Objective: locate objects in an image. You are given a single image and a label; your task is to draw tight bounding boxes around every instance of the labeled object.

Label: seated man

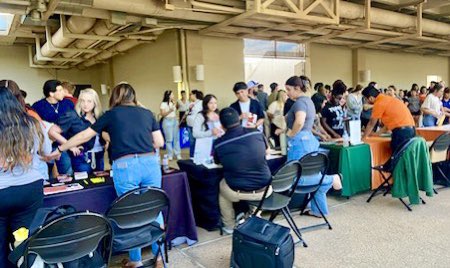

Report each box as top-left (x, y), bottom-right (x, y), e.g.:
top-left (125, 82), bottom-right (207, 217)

top-left (214, 108), bottom-right (272, 234)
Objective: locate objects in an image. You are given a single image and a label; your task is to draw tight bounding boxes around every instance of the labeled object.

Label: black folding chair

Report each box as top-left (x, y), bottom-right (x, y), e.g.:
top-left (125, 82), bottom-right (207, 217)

top-left (429, 132), bottom-right (450, 191)
top-left (295, 152), bottom-right (333, 231)
top-left (106, 187), bottom-right (170, 267)
top-left (250, 160), bottom-right (307, 247)
top-left (367, 138), bottom-right (426, 211)
top-left (22, 212), bottom-right (113, 267)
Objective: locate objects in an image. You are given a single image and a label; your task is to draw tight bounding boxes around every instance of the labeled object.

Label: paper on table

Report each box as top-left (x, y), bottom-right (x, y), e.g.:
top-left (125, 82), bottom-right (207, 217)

top-left (349, 120), bottom-right (362, 145)
top-left (203, 162), bottom-right (223, 169)
top-left (74, 171), bottom-right (88, 180)
top-left (266, 154), bottom-right (283, 160)
top-left (194, 137), bottom-right (213, 165)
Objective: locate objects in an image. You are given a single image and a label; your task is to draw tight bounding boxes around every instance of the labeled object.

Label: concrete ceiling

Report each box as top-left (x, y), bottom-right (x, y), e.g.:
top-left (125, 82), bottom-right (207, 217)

top-left (0, 0), bottom-right (448, 69)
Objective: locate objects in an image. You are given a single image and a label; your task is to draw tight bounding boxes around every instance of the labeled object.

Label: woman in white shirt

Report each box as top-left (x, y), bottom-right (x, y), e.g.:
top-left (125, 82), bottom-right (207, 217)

top-left (346, 85), bottom-right (363, 120)
top-left (267, 90), bottom-right (287, 147)
top-left (421, 83), bottom-right (448, 127)
top-left (160, 90), bottom-right (181, 160)
top-left (193, 94), bottom-right (222, 139)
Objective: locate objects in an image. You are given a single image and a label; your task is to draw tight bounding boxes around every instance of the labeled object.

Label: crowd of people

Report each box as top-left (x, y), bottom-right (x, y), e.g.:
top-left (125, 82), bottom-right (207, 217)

top-left (0, 75), bottom-right (448, 267)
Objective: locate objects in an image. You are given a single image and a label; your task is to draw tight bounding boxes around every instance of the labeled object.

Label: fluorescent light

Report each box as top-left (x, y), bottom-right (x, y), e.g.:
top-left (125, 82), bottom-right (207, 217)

top-left (0, 13), bottom-right (14, 36)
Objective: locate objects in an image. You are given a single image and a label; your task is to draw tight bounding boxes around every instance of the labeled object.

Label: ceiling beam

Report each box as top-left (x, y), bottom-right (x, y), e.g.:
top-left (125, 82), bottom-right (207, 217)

top-left (42, 0), bottom-right (61, 21)
top-left (423, 0), bottom-right (450, 10)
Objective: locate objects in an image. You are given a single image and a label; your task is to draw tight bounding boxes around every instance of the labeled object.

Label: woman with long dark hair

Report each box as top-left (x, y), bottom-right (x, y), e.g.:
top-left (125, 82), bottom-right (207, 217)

top-left (284, 76), bottom-right (341, 218)
top-left (160, 90), bottom-right (181, 160)
top-left (193, 94), bottom-right (222, 139)
top-left (47, 83), bottom-right (165, 268)
top-left (0, 87), bottom-right (51, 268)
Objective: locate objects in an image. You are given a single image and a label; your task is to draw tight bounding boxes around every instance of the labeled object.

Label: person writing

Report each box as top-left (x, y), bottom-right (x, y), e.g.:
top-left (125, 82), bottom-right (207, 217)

top-left (47, 83), bottom-right (165, 268)
top-left (321, 82), bottom-right (347, 138)
top-left (362, 85), bottom-right (416, 151)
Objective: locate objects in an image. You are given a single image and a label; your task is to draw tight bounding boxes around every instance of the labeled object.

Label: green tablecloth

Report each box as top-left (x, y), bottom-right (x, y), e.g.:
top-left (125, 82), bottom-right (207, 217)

top-left (320, 143), bottom-right (372, 197)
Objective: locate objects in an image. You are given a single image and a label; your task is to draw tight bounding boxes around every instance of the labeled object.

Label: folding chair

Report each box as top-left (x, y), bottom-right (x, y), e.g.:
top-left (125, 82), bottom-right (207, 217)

top-left (429, 132), bottom-right (450, 191)
top-left (106, 187), bottom-right (170, 268)
top-left (367, 138), bottom-right (426, 211)
top-left (250, 160), bottom-right (307, 247)
top-left (295, 152), bottom-right (333, 231)
top-left (21, 212), bottom-right (113, 267)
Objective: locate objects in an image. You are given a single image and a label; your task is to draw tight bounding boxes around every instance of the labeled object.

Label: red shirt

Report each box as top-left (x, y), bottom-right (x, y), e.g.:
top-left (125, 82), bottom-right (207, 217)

top-left (64, 96), bottom-right (78, 105)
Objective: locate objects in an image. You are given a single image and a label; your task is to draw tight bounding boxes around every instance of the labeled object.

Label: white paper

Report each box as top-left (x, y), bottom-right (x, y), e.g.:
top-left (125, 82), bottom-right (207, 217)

top-left (349, 120), bottom-right (362, 145)
top-left (194, 137), bottom-right (214, 165)
top-left (74, 171), bottom-right (88, 180)
top-left (203, 163), bottom-right (223, 169)
top-left (266, 154), bottom-right (283, 160)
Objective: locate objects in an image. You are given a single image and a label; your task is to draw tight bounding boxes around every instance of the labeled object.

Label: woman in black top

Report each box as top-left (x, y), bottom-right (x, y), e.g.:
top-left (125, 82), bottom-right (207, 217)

top-left (49, 88), bottom-right (106, 173)
top-left (48, 83), bottom-right (164, 268)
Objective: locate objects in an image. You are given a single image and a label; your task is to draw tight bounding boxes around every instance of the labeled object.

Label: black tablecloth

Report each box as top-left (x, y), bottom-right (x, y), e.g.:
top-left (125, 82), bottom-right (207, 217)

top-left (43, 171), bottom-right (198, 246)
top-left (178, 156), bottom-right (286, 231)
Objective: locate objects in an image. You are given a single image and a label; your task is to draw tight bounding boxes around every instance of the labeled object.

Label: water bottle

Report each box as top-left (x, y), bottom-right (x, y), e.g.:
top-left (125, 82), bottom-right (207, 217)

top-left (162, 154), bottom-right (169, 172)
top-left (343, 130), bottom-right (350, 147)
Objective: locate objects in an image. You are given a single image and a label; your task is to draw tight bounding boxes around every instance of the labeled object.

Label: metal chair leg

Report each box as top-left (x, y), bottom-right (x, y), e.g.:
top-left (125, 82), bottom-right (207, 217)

top-left (281, 208), bottom-right (307, 248)
top-left (312, 197), bottom-right (332, 230)
top-left (420, 197), bottom-right (426, 205)
top-left (399, 198), bottom-right (412, 211)
top-left (269, 210), bottom-right (279, 222)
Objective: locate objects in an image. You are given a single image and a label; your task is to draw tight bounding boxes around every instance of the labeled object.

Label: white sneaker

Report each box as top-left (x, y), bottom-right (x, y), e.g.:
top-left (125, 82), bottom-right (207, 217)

top-left (176, 155), bottom-right (182, 160)
top-left (168, 156), bottom-right (173, 161)
top-left (222, 227), bottom-right (234, 235)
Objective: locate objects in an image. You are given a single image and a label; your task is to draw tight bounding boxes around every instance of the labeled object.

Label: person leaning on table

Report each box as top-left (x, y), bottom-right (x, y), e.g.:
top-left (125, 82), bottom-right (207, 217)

top-left (47, 82), bottom-right (165, 268)
top-left (362, 85), bottom-right (416, 152)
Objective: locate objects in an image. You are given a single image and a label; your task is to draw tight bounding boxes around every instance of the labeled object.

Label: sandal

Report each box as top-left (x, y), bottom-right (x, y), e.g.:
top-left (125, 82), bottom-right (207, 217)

top-left (301, 210), bottom-right (323, 218)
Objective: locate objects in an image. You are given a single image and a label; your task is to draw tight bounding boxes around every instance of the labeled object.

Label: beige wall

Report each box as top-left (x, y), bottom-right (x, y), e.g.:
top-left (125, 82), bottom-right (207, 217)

top-left (310, 43), bottom-right (450, 89)
top-left (111, 30), bottom-right (179, 113)
top-left (310, 43), bottom-right (353, 87)
top-left (0, 45), bottom-right (101, 104)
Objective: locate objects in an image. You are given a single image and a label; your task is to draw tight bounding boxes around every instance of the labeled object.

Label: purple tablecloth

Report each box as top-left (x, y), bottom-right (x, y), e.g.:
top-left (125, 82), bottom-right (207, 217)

top-left (178, 156), bottom-right (286, 231)
top-left (43, 171), bottom-right (198, 246)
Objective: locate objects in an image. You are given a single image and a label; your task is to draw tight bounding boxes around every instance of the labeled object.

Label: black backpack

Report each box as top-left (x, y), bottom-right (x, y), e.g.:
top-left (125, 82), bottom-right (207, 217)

top-left (9, 205), bottom-right (104, 268)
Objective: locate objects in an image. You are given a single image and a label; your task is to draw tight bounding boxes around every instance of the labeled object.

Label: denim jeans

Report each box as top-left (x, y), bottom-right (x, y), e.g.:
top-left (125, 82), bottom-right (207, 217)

top-left (287, 130), bottom-right (332, 216)
top-left (298, 174), bottom-right (333, 216)
top-left (188, 126), bottom-right (195, 158)
top-left (162, 118), bottom-right (181, 158)
top-left (422, 114), bottom-right (437, 127)
top-left (287, 130), bottom-right (320, 162)
top-left (71, 151), bottom-right (105, 173)
top-left (112, 155), bottom-right (164, 261)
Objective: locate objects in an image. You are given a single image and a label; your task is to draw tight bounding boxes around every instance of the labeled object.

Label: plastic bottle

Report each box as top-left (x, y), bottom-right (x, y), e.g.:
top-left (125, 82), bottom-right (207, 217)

top-left (342, 129), bottom-right (350, 147)
top-left (162, 154), bottom-right (169, 172)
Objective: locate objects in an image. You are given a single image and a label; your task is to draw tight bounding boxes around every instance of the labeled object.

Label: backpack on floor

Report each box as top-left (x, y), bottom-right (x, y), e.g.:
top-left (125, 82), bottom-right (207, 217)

top-left (231, 216), bottom-right (294, 268)
top-left (9, 205), bottom-right (104, 268)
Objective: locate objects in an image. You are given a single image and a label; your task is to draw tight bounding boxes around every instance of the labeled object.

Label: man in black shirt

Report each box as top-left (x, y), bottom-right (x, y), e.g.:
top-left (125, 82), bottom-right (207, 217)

top-left (214, 108), bottom-right (272, 234)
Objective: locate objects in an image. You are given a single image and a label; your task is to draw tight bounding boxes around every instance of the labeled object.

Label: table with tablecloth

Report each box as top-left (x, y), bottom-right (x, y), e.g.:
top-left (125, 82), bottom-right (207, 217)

top-left (416, 125), bottom-right (450, 141)
top-left (364, 137), bottom-right (392, 189)
top-left (177, 156), bottom-right (286, 231)
top-left (43, 171), bottom-right (198, 247)
top-left (320, 143), bottom-right (372, 197)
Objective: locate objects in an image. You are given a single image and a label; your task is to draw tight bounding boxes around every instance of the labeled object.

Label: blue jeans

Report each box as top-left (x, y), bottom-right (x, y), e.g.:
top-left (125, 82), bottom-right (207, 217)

top-left (52, 143), bottom-right (73, 176)
top-left (188, 127), bottom-right (195, 158)
top-left (422, 114), bottom-right (437, 127)
top-left (298, 174), bottom-right (333, 216)
top-left (287, 130), bottom-right (333, 216)
top-left (287, 130), bottom-right (320, 162)
top-left (71, 151), bottom-right (104, 173)
top-left (112, 155), bottom-right (164, 261)
top-left (162, 118), bottom-right (181, 158)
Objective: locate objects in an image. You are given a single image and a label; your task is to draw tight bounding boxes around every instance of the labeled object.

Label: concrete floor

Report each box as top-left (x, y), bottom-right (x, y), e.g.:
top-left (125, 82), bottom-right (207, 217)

top-left (110, 187), bottom-right (450, 268)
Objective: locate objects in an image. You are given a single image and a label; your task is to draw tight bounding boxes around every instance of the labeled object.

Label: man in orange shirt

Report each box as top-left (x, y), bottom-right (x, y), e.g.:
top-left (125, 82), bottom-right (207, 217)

top-left (362, 85), bottom-right (416, 152)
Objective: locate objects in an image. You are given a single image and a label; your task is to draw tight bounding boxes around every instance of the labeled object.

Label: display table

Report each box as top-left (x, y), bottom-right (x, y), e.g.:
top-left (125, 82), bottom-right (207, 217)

top-left (320, 143), bottom-right (372, 197)
top-left (43, 171), bottom-right (198, 247)
top-left (177, 156), bottom-right (286, 231)
top-left (416, 125), bottom-right (450, 141)
top-left (364, 137), bottom-right (392, 189)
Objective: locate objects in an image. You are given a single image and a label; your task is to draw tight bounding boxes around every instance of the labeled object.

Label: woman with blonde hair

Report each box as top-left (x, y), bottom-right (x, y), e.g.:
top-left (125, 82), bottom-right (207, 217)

top-left (49, 88), bottom-right (106, 173)
top-left (0, 87), bottom-right (51, 267)
top-left (48, 83), bottom-right (165, 268)
top-left (267, 89), bottom-right (287, 147)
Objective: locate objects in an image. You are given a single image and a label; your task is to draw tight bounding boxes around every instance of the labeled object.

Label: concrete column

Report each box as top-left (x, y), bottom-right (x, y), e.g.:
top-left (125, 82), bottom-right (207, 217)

top-left (185, 31), bottom-right (205, 92)
top-left (352, 48), bottom-right (370, 86)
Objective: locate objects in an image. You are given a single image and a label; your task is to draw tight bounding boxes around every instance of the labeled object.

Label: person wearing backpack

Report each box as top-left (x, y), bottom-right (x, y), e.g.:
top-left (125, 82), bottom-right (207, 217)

top-left (47, 83), bottom-right (165, 268)
top-left (0, 87), bottom-right (51, 268)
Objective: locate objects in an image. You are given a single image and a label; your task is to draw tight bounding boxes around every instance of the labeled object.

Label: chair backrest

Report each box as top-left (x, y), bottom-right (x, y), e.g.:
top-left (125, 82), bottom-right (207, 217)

top-left (429, 132), bottom-right (450, 163)
top-left (297, 152), bottom-right (329, 186)
top-left (25, 212), bottom-right (112, 265)
top-left (271, 160), bottom-right (302, 193)
top-left (106, 187), bottom-right (170, 229)
top-left (390, 138), bottom-right (417, 170)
